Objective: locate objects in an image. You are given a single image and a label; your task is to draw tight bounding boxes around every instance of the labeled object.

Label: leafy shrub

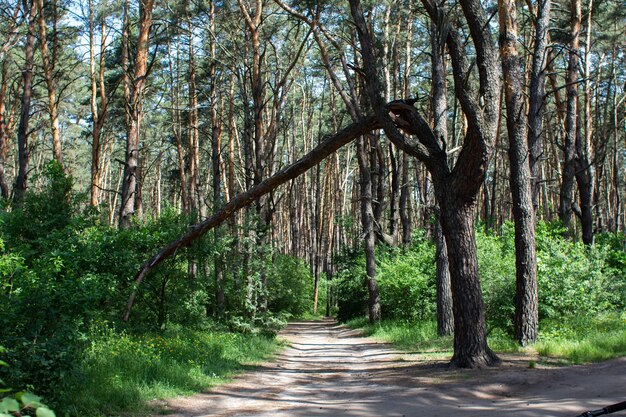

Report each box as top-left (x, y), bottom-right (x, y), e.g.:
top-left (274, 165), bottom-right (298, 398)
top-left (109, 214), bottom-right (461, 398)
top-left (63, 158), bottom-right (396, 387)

top-left (266, 254), bottom-right (314, 316)
top-left (376, 238), bottom-right (436, 321)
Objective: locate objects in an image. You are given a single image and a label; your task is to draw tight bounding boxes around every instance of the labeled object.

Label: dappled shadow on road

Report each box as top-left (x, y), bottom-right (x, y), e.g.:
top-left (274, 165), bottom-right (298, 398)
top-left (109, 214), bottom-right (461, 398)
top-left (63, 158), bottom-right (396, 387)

top-left (161, 319), bottom-right (626, 417)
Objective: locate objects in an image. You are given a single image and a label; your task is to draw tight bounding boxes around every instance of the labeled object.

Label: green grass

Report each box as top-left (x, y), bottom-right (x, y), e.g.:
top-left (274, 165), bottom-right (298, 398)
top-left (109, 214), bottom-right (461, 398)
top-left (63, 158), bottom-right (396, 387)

top-left (346, 313), bottom-right (626, 365)
top-left (64, 325), bottom-right (284, 416)
top-left (536, 314), bottom-right (626, 364)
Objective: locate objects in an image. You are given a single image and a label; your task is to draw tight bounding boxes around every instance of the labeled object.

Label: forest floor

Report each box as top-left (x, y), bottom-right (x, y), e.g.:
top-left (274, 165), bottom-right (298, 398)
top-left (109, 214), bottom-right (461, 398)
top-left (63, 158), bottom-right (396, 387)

top-left (156, 319), bottom-right (626, 417)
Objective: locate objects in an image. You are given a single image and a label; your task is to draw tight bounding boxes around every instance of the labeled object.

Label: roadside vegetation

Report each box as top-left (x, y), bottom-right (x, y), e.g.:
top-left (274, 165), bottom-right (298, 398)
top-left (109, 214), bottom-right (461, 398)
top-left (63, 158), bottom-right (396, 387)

top-left (339, 225), bottom-right (626, 365)
top-left (0, 166), bottom-right (301, 416)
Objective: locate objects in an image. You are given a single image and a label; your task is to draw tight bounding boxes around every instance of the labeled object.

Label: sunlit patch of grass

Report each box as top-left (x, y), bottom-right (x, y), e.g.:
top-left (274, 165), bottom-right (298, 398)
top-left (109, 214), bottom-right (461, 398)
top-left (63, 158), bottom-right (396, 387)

top-left (346, 318), bottom-right (449, 352)
top-left (345, 313), bottom-right (626, 365)
top-left (65, 325), bottom-right (284, 416)
top-left (536, 313), bottom-right (626, 364)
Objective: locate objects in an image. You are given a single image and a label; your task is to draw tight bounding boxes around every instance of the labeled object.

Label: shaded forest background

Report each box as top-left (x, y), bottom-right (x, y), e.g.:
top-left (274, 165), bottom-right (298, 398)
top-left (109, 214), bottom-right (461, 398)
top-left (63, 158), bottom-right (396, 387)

top-left (0, 0), bottom-right (625, 414)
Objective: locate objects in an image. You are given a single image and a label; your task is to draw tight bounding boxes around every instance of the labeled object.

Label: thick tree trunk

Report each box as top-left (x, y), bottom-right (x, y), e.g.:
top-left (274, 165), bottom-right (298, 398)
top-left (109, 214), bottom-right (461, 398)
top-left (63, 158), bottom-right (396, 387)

top-left (349, 0), bottom-right (501, 367)
top-left (439, 197), bottom-right (499, 368)
top-left (356, 134), bottom-right (381, 323)
top-left (498, 0), bottom-right (538, 346)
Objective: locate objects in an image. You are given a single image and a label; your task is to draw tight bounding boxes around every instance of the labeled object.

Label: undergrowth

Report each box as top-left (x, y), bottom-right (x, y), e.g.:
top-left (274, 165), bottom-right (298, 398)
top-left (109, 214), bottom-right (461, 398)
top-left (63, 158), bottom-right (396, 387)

top-left (64, 323), bottom-right (284, 416)
top-left (346, 313), bottom-right (626, 365)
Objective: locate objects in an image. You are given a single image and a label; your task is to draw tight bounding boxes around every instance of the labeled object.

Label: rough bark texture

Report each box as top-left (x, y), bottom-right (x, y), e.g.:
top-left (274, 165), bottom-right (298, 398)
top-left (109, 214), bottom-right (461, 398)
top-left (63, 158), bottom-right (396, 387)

top-left (350, 0), bottom-right (501, 368)
top-left (37, 0), bottom-right (63, 166)
top-left (498, 0), bottom-right (539, 346)
top-left (575, 0), bottom-right (594, 245)
top-left (430, 20), bottom-right (453, 337)
top-left (356, 134), bottom-right (381, 323)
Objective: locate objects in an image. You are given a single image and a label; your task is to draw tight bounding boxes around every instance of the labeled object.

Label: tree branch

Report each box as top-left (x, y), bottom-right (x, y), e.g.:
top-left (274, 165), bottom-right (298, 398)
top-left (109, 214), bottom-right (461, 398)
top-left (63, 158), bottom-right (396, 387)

top-left (123, 115), bottom-right (379, 321)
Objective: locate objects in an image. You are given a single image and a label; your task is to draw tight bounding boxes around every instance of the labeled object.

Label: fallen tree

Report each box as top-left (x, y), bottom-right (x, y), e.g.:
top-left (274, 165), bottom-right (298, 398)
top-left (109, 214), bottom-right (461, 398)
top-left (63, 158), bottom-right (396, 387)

top-left (122, 115), bottom-right (379, 322)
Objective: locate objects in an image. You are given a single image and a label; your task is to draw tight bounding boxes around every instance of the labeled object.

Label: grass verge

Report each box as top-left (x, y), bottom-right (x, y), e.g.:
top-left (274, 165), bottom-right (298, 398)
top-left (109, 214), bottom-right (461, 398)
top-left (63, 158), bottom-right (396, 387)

top-left (346, 313), bottom-right (626, 365)
top-left (64, 325), bottom-right (284, 416)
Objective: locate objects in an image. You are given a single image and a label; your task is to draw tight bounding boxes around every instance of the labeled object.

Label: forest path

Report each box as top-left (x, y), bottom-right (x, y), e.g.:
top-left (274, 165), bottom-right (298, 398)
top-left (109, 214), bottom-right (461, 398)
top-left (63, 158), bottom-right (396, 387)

top-left (160, 319), bottom-right (626, 417)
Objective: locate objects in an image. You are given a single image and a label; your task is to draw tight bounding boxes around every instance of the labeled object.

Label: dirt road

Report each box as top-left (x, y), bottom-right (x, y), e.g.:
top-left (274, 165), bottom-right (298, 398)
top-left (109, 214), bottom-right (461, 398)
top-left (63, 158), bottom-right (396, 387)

top-left (162, 319), bottom-right (626, 417)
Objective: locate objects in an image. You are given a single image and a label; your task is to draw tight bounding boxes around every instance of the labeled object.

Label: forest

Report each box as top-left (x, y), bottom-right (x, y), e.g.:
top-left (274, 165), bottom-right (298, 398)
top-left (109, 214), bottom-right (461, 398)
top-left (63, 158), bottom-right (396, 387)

top-left (0, 0), bottom-right (625, 415)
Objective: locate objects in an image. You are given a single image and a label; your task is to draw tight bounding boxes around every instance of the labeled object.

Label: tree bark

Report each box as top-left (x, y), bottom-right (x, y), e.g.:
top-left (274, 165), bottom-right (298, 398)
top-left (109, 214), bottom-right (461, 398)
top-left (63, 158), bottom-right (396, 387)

top-left (37, 0), bottom-right (63, 167)
top-left (349, 0), bottom-right (501, 367)
top-left (575, 0), bottom-right (594, 245)
top-left (435, 209), bottom-right (453, 335)
top-left (14, 0), bottom-right (38, 204)
top-left (119, 0), bottom-right (154, 228)
top-left (559, 0), bottom-right (581, 235)
top-left (430, 17), bottom-right (454, 336)
top-left (527, 0), bottom-right (551, 212)
top-left (498, 0), bottom-right (538, 346)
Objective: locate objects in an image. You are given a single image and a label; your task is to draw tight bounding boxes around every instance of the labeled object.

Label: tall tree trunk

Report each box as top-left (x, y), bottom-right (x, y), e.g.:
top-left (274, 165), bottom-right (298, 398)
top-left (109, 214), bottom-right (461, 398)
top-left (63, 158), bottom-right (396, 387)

top-left (209, 0), bottom-right (225, 319)
top-left (0, 58), bottom-right (11, 199)
top-left (575, 0), bottom-right (594, 245)
top-left (119, 0), bottom-right (154, 228)
top-left (89, 2), bottom-right (108, 207)
top-left (350, 0), bottom-right (501, 367)
top-left (528, 0), bottom-right (551, 212)
top-left (37, 0), bottom-right (63, 166)
top-left (559, 0), bottom-right (581, 235)
top-left (356, 134), bottom-right (381, 323)
top-left (430, 18), bottom-right (454, 336)
top-left (14, 0), bottom-right (38, 204)
top-left (498, 0), bottom-right (538, 346)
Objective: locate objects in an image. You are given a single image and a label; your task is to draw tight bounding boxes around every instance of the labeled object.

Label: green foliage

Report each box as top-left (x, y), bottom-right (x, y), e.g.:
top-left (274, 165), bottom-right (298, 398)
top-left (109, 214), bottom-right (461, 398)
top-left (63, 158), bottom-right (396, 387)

top-left (64, 323), bottom-right (282, 416)
top-left (376, 237), bottom-right (436, 321)
top-left (335, 234), bottom-right (436, 322)
top-left (266, 254), bottom-right (314, 316)
top-left (0, 167), bottom-right (314, 415)
top-left (333, 248), bottom-right (368, 322)
top-left (476, 227), bottom-right (516, 332)
top-left (536, 313), bottom-right (626, 364)
top-left (476, 222), bottom-right (626, 332)
top-left (0, 346), bottom-right (55, 417)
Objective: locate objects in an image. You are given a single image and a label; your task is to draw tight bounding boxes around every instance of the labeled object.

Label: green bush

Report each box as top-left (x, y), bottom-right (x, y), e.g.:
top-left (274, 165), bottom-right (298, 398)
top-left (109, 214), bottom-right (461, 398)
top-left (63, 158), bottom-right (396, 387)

top-left (266, 254), bottom-right (314, 316)
top-left (376, 238), bottom-right (436, 321)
